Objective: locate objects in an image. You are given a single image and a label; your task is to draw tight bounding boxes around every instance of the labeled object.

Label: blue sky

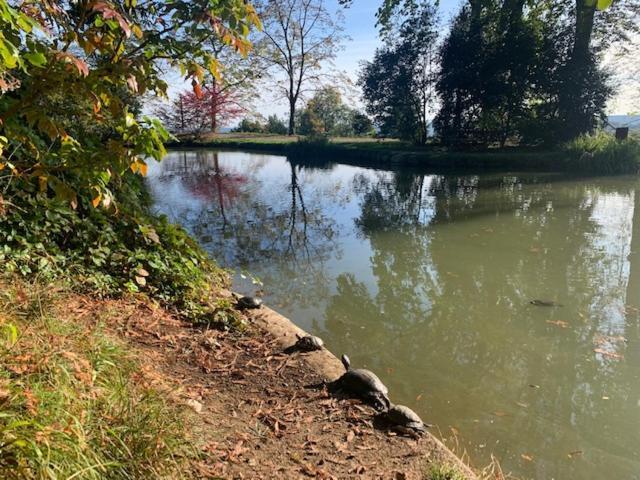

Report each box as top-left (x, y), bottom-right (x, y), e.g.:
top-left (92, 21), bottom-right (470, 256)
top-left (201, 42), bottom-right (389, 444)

top-left (330, 0), bottom-right (463, 75)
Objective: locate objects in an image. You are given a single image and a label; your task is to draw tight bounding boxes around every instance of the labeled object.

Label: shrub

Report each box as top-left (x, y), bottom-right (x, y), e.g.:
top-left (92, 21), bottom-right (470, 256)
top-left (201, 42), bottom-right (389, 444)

top-left (563, 131), bottom-right (640, 174)
top-left (0, 173), bottom-right (240, 328)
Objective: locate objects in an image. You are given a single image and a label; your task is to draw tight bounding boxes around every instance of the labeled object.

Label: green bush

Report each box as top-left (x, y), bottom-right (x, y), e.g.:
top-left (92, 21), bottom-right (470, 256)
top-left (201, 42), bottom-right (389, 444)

top-left (563, 131), bottom-right (640, 174)
top-left (0, 174), bottom-right (240, 327)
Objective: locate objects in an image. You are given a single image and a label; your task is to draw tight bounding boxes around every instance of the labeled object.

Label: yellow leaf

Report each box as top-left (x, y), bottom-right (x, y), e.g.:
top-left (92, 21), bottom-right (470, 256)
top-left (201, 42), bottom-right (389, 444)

top-left (135, 276), bottom-right (146, 286)
top-left (38, 176), bottom-right (48, 192)
top-left (92, 194), bottom-right (102, 208)
top-left (138, 161), bottom-right (147, 176)
top-left (132, 24), bottom-right (143, 39)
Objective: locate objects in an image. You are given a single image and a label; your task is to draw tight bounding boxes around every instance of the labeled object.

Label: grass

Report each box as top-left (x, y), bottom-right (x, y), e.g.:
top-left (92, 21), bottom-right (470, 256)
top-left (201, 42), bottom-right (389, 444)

top-left (563, 131), bottom-right (640, 174)
top-left (425, 464), bottom-right (467, 480)
top-left (0, 279), bottom-right (198, 479)
top-left (173, 131), bottom-right (640, 174)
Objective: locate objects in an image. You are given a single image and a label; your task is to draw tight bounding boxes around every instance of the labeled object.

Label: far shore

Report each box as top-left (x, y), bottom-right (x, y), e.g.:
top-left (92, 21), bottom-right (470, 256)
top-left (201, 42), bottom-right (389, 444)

top-left (166, 132), bottom-right (581, 173)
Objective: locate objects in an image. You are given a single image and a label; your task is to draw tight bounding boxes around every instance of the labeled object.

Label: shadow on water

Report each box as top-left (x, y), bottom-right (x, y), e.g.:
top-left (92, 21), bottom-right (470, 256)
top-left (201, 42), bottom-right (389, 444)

top-left (147, 150), bottom-right (640, 480)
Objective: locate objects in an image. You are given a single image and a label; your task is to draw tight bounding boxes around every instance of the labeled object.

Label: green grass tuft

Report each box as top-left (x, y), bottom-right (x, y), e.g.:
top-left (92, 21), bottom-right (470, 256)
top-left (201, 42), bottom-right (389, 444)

top-left (425, 463), bottom-right (467, 480)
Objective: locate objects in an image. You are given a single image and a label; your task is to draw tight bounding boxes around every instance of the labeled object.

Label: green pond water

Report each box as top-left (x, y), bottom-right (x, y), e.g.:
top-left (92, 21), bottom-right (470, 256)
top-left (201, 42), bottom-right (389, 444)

top-left (147, 150), bottom-right (640, 480)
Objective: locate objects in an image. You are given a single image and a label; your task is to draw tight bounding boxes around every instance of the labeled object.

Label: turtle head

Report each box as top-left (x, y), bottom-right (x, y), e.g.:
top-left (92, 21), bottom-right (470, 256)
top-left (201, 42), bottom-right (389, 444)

top-left (340, 354), bottom-right (351, 371)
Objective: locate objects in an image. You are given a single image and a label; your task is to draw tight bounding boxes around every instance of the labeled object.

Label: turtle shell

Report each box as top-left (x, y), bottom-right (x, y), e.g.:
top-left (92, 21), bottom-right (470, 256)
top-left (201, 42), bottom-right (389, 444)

top-left (237, 296), bottom-right (262, 309)
top-left (385, 405), bottom-right (424, 429)
top-left (339, 368), bottom-right (388, 396)
top-left (296, 335), bottom-right (324, 351)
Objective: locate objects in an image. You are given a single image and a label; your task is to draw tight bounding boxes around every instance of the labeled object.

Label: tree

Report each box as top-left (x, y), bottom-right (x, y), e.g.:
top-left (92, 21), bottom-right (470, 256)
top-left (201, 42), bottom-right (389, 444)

top-left (433, 0), bottom-right (622, 145)
top-left (156, 83), bottom-right (246, 138)
top-left (235, 117), bottom-right (266, 133)
top-left (266, 114), bottom-right (289, 134)
top-left (350, 111), bottom-right (374, 136)
top-left (359, 0), bottom-right (439, 144)
top-left (297, 86), bottom-right (351, 136)
top-left (0, 1), bottom-right (259, 207)
top-left (255, 0), bottom-right (345, 135)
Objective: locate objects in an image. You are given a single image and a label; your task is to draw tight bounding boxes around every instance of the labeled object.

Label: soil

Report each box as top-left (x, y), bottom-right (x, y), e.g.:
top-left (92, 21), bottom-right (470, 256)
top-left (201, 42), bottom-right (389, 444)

top-left (67, 294), bottom-right (476, 480)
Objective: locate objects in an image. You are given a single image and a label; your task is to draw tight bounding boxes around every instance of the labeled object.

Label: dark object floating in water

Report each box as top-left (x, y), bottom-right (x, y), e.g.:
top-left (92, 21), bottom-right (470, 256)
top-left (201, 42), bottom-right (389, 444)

top-left (285, 334), bottom-right (324, 354)
top-left (376, 404), bottom-right (431, 437)
top-left (237, 296), bottom-right (263, 310)
top-left (530, 299), bottom-right (563, 307)
top-left (329, 354), bottom-right (391, 411)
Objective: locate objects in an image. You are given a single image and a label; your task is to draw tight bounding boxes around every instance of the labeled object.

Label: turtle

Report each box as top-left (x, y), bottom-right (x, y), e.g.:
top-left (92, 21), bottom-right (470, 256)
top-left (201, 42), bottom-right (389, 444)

top-left (236, 296), bottom-right (263, 310)
top-left (377, 404), bottom-right (431, 437)
top-left (530, 299), bottom-right (563, 307)
top-left (292, 334), bottom-right (324, 352)
top-left (329, 354), bottom-right (391, 411)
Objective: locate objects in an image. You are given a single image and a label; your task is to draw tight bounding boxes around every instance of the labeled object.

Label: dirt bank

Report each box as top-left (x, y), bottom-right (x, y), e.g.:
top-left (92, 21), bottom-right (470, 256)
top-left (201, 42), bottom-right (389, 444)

top-left (69, 293), bottom-right (476, 479)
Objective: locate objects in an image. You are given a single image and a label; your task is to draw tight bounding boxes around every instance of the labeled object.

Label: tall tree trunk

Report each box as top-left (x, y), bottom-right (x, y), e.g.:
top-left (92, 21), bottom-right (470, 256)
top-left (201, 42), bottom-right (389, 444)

top-left (288, 97), bottom-right (296, 135)
top-left (557, 0), bottom-right (597, 139)
top-left (573, 0), bottom-right (597, 64)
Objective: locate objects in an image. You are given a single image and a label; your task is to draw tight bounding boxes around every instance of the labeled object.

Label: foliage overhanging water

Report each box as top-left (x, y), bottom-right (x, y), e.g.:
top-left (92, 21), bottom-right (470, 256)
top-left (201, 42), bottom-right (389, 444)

top-left (147, 150), bottom-right (640, 480)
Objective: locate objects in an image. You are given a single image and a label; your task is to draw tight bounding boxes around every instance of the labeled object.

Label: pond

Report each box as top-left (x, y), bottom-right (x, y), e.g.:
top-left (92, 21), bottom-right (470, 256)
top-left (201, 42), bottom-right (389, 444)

top-left (147, 149), bottom-right (640, 480)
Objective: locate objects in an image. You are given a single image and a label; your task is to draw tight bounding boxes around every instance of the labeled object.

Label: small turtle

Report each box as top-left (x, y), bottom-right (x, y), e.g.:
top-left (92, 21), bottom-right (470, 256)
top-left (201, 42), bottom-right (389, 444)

top-left (530, 299), bottom-right (563, 307)
top-left (293, 334), bottom-right (324, 352)
top-left (329, 354), bottom-right (391, 411)
top-left (237, 296), bottom-right (263, 310)
top-left (378, 404), bottom-right (430, 437)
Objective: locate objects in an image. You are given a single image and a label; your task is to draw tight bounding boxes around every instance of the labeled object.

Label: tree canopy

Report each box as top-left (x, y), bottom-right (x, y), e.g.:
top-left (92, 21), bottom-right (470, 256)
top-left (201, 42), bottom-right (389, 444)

top-left (0, 0), bottom-right (260, 207)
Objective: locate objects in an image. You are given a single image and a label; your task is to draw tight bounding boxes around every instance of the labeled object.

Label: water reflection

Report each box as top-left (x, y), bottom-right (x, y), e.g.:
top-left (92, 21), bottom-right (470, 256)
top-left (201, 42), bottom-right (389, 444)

top-left (147, 151), bottom-right (640, 480)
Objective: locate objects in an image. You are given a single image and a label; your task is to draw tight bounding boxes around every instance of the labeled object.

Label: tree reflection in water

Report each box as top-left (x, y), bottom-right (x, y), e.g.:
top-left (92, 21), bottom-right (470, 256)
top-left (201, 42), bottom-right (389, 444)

top-left (147, 150), bottom-right (344, 310)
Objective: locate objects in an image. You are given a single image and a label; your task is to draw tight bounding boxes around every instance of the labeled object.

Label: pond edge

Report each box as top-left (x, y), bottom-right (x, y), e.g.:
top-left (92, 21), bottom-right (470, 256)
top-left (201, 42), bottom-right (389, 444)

top-left (240, 292), bottom-right (479, 479)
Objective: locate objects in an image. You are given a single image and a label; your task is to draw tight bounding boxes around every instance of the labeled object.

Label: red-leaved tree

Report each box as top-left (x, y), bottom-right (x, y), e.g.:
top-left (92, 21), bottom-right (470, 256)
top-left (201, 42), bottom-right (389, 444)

top-left (158, 83), bottom-right (246, 137)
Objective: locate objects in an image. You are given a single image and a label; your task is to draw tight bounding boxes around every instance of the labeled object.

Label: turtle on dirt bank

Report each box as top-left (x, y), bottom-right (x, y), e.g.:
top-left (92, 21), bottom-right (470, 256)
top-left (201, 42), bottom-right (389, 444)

top-left (285, 334), bottom-right (325, 354)
top-left (236, 296), bottom-right (263, 310)
top-left (376, 404), bottom-right (431, 437)
top-left (328, 354), bottom-right (391, 411)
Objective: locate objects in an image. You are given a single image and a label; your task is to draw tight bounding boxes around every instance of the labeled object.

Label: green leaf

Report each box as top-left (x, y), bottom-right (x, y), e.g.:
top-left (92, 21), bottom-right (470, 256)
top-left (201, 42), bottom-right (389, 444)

top-left (24, 51), bottom-right (47, 67)
top-left (596, 0), bottom-right (613, 10)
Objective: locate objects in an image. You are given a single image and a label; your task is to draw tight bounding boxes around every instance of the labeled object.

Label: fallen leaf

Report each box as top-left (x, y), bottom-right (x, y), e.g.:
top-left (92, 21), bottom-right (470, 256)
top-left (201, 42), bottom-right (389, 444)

top-left (567, 450), bottom-right (583, 459)
top-left (521, 453), bottom-right (534, 462)
top-left (593, 348), bottom-right (624, 360)
top-left (23, 389), bottom-right (38, 415)
top-left (546, 320), bottom-right (569, 328)
top-left (185, 399), bottom-right (203, 414)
